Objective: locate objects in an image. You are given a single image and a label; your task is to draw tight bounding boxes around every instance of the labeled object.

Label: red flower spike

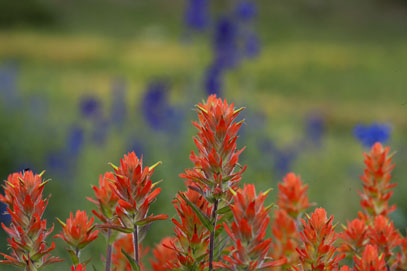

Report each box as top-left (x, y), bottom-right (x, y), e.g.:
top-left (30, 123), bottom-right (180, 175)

top-left (270, 209), bottom-right (300, 269)
top-left (180, 95), bottom-right (246, 200)
top-left (112, 234), bottom-right (148, 271)
top-left (339, 218), bottom-right (368, 257)
top-left (216, 184), bottom-right (285, 270)
top-left (277, 173), bottom-right (312, 218)
top-left (354, 245), bottom-right (386, 271)
top-left (0, 171), bottom-right (62, 269)
top-left (296, 208), bottom-right (344, 271)
top-left (106, 152), bottom-right (168, 230)
top-left (170, 189), bottom-right (212, 269)
top-left (358, 143), bottom-right (396, 219)
top-left (150, 237), bottom-right (179, 270)
top-left (87, 172), bottom-right (118, 224)
top-left (55, 210), bottom-right (99, 250)
top-left (72, 263), bottom-right (86, 271)
top-left (367, 215), bottom-right (402, 262)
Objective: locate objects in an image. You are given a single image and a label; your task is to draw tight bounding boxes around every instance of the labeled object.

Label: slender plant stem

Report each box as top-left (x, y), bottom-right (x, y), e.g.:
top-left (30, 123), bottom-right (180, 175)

top-left (209, 199), bottom-right (219, 271)
top-left (133, 225), bottom-right (139, 264)
top-left (105, 229), bottom-right (112, 271)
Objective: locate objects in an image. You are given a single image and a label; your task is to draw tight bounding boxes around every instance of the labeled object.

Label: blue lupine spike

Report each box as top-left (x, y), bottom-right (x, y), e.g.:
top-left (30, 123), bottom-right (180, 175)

top-left (204, 64), bottom-right (224, 96)
top-left (213, 17), bottom-right (239, 69)
top-left (111, 79), bottom-right (127, 128)
top-left (79, 95), bottom-right (101, 118)
top-left (305, 113), bottom-right (325, 146)
top-left (244, 31), bottom-right (260, 58)
top-left (0, 201), bottom-right (11, 225)
top-left (235, 1), bottom-right (257, 21)
top-left (354, 123), bottom-right (391, 148)
top-left (185, 0), bottom-right (210, 31)
top-left (0, 62), bottom-right (20, 106)
top-left (66, 124), bottom-right (84, 157)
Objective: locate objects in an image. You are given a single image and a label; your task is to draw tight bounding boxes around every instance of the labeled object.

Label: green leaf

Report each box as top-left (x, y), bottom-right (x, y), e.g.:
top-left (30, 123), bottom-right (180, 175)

top-left (178, 192), bottom-right (214, 232)
top-left (121, 249), bottom-right (140, 271)
top-left (216, 205), bottom-right (231, 215)
top-left (66, 248), bottom-right (79, 266)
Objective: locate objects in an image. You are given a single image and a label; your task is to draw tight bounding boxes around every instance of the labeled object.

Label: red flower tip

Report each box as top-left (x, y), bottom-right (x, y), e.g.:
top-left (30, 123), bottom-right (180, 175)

top-left (181, 95), bottom-right (246, 199)
top-left (359, 143), bottom-right (396, 218)
top-left (217, 184), bottom-right (282, 269)
top-left (277, 173), bottom-right (312, 218)
top-left (55, 210), bottom-right (99, 250)
top-left (354, 245), bottom-right (386, 271)
top-left (297, 208), bottom-right (344, 271)
top-left (72, 264), bottom-right (86, 271)
top-left (339, 218), bottom-right (368, 255)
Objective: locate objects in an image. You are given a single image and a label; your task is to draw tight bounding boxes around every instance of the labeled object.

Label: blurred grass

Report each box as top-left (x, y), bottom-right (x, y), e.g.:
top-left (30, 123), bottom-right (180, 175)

top-left (0, 0), bottom-right (406, 269)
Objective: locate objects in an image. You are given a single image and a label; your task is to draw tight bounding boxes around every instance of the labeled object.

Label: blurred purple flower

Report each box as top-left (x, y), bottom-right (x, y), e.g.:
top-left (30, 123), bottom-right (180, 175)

top-left (244, 31), bottom-right (260, 58)
top-left (91, 118), bottom-right (109, 145)
top-left (235, 1), bottom-right (257, 21)
top-left (354, 123), bottom-right (391, 148)
top-left (185, 0), bottom-right (210, 31)
top-left (110, 79), bottom-right (127, 128)
top-left (79, 95), bottom-right (101, 118)
top-left (66, 124), bottom-right (84, 157)
top-left (213, 17), bottom-right (239, 69)
top-left (141, 80), bottom-right (183, 133)
top-left (0, 62), bottom-right (20, 106)
top-left (304, 113), bottom-right (325, 146)
top-left (262, 140), bottom-right (298, 178)
top-left (204, 64), bottom-right (224, 96)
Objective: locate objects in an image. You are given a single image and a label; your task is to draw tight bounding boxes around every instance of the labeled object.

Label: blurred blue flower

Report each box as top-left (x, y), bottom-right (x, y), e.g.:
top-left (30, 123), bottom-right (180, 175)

top-left (235, 1), bottom-right (257, 21)
top-left (110, 79), bottom-right (127, 128)
top-left (66, 124), bottom-right (84, 157)
top-left (213, 17), bottom-right (239, 69)
top-left (0, 62), bottom-right (20, 106)
top-left (354, 123), bottom-right (391, 148)
top-left (305, 113), bottom-right (325, 146)
top-left (91, 118), bottom-right (109, 145)
top-left (141, 80), bottom-right (183, 133)
top-left (204, 64), bottom-right (224, 96)
top-left (262, 140), bottom-right (298, 178)
top-left (185, 0), bottom-right (210, 31)
top-left (244, 31), bottom-right (260, 58)
top-left (127, 138), bottom-right (145, 158)
top-left (79, 95), bottom-right (101, 118)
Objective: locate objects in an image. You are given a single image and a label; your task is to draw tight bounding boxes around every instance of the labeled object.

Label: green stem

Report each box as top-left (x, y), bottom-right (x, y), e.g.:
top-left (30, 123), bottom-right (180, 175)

top-left (208, 199), bottom-right (219, 271)
top-left (105, 229), bottom-right (112, 271)
top-left (132, 225), bottom-right (139, 264)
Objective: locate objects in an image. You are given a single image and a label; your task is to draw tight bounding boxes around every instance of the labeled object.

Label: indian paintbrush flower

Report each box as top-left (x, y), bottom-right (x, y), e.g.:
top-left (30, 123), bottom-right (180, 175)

top-left (295, 208), bottom-right (344, 271)
top-left (277, 173), bottom-right (311, 219)
top-left (353, 244), bottom-right (386, 271)
top-left (338, 218), bottom-right (368, 257)
top-left (0, 171), bottom-right (61, 270)
top-left (150, 237), bottom-right (178, 271)
top-left (358, 142), bottom-right (396, 220)
top-left (105, 152), bottom-right (168, 266)
top-left (72, 263), bottom-right (86, 271)
top-left (216, 184), bottom-right (285, 270)
top-left (55, 210), bottom-right (99, 267)
top-left (180, 95), bottom-right (246, 270)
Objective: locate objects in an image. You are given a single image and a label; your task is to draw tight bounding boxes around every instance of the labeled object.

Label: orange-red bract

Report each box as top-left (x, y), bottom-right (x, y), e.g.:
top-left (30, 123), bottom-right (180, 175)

top-left (72, 263), bottom-right (86, 271)
top-left (358, 142), bottom-right (396, 219)
top-left (180, 95), bottom-right (246, 200)
top-left (150, 237), bottom-right (179, 270)
top-left (55, 210), bottom-right (99, 249)
top-left (105, 152), bottom-right (168, 232)
top-left (277, 173), bottom-right (311, 218)
top-left (0, 171), bottom-right (61, 269)
top-left (354, 245), bottom-right (387, 271)
top-left (295, 208), bottom-right (344, 271)
top-left (216, 184), bottom-right (285, 270)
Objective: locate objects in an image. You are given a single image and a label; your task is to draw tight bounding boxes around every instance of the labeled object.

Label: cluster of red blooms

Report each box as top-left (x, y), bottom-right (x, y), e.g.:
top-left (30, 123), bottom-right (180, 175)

top-left (1, 96), bottom-right (406, 271)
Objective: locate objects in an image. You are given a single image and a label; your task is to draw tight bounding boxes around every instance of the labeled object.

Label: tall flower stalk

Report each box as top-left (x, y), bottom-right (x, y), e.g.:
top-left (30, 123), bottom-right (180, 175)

top-left (103, 152), bottom-right (168, 267)
top-left (180, 95), bottom-right (246, 270)
top-left (0, 171), bottom-right (62, 270)
top-left (87, 172), bottom-right (119, 271)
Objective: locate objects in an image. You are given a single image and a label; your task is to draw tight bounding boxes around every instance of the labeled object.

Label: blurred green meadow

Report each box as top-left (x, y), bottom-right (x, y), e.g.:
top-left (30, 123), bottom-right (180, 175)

top-left (0, 0), bottom-right (406, 269)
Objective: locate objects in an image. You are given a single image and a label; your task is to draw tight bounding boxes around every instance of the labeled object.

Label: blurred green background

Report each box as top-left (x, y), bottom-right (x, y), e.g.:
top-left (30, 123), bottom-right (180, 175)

top-left (0, 0), bottom-right (406, 269)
